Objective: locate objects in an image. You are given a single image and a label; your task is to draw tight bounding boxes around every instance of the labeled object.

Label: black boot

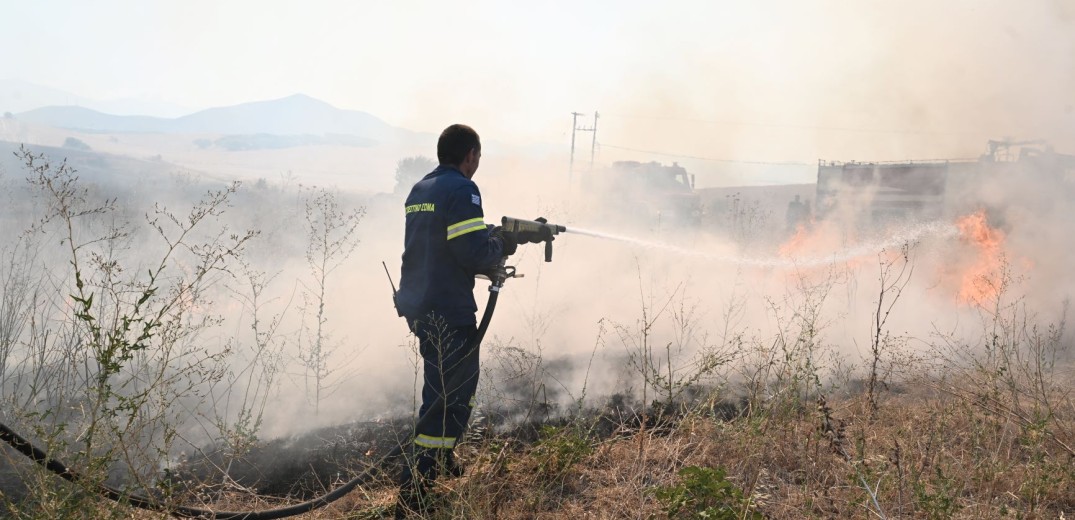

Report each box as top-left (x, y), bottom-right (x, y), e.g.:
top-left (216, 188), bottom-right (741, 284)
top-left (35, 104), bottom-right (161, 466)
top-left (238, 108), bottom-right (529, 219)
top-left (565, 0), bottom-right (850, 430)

top-left (396, 450), bottom-right (438, 518)
top-left (394, 476), bottom-right (432, 519)
top-left (441, 451), bottom-right (464, 478)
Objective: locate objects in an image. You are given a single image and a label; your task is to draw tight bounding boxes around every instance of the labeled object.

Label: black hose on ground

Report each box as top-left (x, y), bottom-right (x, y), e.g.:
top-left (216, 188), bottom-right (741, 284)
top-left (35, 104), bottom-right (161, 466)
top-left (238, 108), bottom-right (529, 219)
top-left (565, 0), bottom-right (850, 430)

top-left (0, 263), bottom-right (507, 519)
top-left (0, 417), bottom-right (385, 519)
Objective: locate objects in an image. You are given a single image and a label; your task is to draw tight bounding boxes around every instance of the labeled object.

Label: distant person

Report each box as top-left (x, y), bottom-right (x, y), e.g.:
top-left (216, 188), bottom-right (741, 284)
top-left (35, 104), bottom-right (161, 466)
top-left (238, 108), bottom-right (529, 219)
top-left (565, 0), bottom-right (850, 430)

top-left (786, 194), bottom-right (805, 232)
top-left (393, 124), bottom-right (543, 517)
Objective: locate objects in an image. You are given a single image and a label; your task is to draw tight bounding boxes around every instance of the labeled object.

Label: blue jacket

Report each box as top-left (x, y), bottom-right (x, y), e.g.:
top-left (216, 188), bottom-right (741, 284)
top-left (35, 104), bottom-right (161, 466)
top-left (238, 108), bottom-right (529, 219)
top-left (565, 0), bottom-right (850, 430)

top-left (396, 165), bottom-right (505, 326)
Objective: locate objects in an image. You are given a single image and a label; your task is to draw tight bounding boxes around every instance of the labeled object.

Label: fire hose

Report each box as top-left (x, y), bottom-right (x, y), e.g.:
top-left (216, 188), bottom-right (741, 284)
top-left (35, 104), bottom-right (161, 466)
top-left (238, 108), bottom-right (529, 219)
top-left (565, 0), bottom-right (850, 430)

top-left (0, 217), bottom-right (564, 519)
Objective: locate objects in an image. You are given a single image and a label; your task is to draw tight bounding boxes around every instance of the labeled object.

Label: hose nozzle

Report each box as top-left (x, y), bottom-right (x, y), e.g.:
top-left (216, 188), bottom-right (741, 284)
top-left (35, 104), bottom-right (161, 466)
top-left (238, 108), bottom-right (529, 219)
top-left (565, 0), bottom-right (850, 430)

top-left (501, 216), bottom-right (566, 261)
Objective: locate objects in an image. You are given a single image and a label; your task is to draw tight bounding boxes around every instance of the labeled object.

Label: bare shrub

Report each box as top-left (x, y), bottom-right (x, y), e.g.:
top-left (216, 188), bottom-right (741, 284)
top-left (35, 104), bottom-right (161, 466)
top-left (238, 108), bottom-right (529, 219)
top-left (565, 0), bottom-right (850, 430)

top-left (0, 147), bottom-right (255, 515)
top-left (297, 186), bottom-right (365, 414)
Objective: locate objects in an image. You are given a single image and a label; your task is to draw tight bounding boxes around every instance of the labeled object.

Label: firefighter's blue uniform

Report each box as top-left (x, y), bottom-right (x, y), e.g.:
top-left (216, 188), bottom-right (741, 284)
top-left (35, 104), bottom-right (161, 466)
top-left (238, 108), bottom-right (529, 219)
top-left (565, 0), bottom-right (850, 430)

top-left (396, 164), bottom-right (505, 483)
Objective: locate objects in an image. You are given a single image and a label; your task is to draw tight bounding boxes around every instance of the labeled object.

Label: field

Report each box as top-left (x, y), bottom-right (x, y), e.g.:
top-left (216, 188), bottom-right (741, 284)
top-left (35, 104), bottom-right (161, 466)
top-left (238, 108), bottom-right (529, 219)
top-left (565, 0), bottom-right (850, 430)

top-left (0, 145), bottom-right (1072, 519)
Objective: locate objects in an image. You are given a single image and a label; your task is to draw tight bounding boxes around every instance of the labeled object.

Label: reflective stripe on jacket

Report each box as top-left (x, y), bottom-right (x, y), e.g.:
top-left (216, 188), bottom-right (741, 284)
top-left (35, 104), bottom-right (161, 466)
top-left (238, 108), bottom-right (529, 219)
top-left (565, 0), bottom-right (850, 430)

top-left (396, 165), bottom-right (504, 325)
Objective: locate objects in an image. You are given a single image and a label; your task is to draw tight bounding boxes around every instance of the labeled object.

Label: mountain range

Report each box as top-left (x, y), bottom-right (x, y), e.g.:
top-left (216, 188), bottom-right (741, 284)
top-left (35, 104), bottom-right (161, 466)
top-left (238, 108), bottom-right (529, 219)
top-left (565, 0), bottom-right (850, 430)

top-left (0, 79), bottom-right (191, 117)
top-left (2, 79), bottom-right (421, 148)
top-left (13, 93), bottom-right (411, 144)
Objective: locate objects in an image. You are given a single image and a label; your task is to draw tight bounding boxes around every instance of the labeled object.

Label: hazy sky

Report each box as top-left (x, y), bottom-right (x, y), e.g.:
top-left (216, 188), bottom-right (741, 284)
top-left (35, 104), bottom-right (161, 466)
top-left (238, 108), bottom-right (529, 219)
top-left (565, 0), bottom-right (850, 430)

top-left (4, 0), bottom-right (1074, 165)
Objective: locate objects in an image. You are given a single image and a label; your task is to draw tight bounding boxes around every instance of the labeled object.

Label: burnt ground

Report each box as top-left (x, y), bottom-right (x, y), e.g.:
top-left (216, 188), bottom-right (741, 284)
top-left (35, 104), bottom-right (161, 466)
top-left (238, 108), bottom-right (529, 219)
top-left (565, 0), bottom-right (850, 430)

top-left (171, 388), bottom-right (741, 500)
top-left (0, 389), bottom-right (740, 507)
top-left (171, 419), bottom-right (413, 500)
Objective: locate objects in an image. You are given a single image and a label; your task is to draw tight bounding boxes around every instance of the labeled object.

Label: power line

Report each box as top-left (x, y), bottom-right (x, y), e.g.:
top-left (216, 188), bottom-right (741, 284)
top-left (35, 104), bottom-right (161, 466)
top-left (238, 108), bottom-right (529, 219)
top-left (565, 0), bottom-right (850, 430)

top-left (599, 143), bottom-right (813, 167)
top-left (600, 112), bottom-right (984, 136)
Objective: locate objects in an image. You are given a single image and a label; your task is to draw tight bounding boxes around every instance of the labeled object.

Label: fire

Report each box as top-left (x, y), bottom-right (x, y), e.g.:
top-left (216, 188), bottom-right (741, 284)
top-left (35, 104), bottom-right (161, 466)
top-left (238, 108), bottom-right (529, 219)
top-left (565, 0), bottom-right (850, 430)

top-left (778, 223), bottom-right (813, 258)
top-left (954, 210), bottom-right (1006, 305)
top-left (778, 214), bottom-right (849, 260)
top-left (776, 219), bottom-right (869, 269)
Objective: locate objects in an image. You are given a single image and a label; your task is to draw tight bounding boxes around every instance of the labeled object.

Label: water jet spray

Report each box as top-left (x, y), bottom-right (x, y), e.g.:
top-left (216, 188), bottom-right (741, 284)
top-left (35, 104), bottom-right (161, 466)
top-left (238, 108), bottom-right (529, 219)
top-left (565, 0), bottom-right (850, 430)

top-left (564, 220), bottom-right (961, 269)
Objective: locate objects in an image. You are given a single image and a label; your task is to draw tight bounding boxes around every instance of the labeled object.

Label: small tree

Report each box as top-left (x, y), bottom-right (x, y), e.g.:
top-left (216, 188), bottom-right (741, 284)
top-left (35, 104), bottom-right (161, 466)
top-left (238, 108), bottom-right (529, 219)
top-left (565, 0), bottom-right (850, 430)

top-left (62, 137), bottom-right (91, 151)
top-left (865, 243), bottom-right (914, 419)
top-left (298, 186), bottom-right (365, 414)
top-left (394, 156), bottom-right (435, 195)
top-left (214, 259), bottom-right (289, 470)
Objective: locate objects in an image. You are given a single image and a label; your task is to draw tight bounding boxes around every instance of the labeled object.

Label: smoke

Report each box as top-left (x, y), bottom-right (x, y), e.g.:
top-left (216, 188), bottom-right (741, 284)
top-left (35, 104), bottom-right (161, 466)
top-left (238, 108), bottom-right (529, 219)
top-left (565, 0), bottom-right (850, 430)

top-left (453, 135), bottom-right (1073, 414)
top-left (586, 1), bottom-right (1075, 186)
top-left (2, 130), bottom-right (1072, 464)
top-left (2, 2), bottom-right (1073, 454)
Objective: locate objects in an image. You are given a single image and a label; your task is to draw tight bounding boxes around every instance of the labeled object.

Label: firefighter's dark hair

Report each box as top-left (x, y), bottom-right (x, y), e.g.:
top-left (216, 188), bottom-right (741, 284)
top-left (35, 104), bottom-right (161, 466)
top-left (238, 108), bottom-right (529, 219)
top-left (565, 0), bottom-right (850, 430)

top-left (437, 124), bottom-right (481, 166)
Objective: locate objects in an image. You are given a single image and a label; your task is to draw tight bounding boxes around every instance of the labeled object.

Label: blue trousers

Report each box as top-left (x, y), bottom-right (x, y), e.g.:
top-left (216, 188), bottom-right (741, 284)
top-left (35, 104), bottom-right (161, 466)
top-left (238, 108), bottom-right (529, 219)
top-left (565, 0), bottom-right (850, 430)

top-left (402, 316), bottom-right (479, 482)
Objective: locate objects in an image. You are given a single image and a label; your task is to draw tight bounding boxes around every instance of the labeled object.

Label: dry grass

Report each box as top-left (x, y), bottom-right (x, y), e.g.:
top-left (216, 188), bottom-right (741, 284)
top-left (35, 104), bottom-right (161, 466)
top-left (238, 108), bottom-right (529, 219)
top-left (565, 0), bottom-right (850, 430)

top-left (0, 365), bottom-right (1068, 519)
top-left (111, 366), bottom-right (1071, 520)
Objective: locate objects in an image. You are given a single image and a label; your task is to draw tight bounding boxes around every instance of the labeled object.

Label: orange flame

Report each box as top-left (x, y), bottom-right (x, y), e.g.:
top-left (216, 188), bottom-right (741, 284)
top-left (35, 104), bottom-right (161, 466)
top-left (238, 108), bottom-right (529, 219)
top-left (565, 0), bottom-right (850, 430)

top-left (778, 223), bottom-right (813, 258)
top-left (776, 219), bottom-right (869, 269)
top-left (954, 210), bottom-right (1006, 305)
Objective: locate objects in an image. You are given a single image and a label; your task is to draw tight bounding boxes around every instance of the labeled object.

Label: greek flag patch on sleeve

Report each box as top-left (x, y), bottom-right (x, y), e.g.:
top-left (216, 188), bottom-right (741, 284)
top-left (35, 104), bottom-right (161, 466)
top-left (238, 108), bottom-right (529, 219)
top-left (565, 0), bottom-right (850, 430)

top-left (471, 194), bottom-right (481, 206)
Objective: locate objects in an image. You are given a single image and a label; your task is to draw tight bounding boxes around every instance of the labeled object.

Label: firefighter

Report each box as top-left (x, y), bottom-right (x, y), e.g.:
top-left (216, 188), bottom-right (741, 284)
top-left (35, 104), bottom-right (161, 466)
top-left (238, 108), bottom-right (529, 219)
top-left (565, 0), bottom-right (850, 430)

top-left (393, 124), bottom-right (539, 517)
top-left (786, 194), bottom-right (805, 232)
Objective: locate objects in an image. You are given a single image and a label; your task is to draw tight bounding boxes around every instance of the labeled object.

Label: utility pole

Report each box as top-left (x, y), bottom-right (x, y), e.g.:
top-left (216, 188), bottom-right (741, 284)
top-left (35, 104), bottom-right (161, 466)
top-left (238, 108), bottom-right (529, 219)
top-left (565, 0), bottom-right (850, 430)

top-left (589, 111), bottom-right (599, 173)
top-left (570, 112), bottom-right (581, 186)
top-left (569, 111), bottom-right (599, 187)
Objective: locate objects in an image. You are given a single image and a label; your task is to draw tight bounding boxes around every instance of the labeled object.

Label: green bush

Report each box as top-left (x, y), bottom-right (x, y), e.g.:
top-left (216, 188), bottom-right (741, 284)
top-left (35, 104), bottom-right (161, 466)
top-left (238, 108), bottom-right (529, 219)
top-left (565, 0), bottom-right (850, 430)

top-left (656, 466), bottom-right (762, 519)
top-left (533, 425), bottom-right (592, 477)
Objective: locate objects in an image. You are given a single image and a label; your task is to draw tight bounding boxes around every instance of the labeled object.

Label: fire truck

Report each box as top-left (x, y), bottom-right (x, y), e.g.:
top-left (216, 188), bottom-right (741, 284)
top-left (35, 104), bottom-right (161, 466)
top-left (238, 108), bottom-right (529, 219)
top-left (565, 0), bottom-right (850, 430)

top-left (596, 160), bottom-right (701, 230)
top-left (815, 139), bottom-right (1075, 226)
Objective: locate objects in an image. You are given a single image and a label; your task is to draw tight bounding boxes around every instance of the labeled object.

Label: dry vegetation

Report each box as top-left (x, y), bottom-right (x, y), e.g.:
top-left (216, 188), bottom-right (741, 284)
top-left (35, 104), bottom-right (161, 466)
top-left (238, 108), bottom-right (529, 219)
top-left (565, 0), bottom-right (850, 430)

top-left (142, 364), bottom-right (1074, 519)
top-left (1, 149), bottom-right (1072, 519)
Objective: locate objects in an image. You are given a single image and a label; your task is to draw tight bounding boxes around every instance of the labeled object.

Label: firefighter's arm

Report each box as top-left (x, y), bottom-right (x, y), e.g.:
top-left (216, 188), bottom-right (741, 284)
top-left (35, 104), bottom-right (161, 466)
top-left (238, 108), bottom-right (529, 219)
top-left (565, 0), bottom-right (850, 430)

top-left (444, 185), bottom-right (504, 270)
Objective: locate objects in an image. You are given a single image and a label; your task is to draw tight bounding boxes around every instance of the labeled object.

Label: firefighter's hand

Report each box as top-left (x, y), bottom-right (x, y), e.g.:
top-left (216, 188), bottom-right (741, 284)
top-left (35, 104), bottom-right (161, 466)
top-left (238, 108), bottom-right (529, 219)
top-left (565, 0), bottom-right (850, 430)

top-left (535, 217), bottom-right (555, 241)
top-left (517, 217), bottom-right (554, 244)
top-left (490, 226), bottom-right (518, 256)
